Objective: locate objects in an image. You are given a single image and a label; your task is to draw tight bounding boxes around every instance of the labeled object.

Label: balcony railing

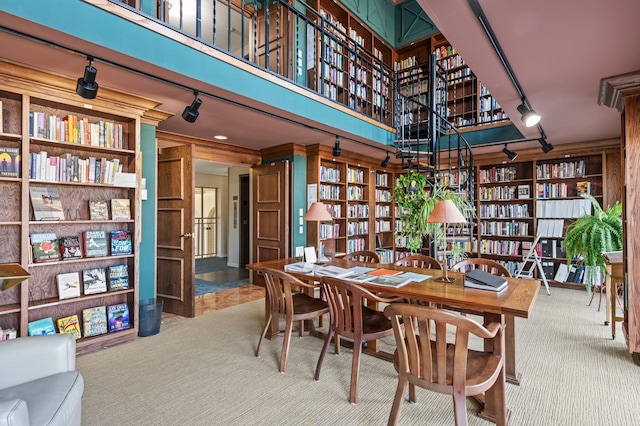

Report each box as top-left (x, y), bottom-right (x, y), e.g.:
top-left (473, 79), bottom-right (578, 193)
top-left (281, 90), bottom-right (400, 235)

top-left (112, 0), bottom-right (395, 126)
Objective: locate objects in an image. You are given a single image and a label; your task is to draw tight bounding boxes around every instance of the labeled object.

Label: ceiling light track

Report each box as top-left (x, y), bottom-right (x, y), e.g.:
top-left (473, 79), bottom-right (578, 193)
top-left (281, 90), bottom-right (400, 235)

top-left (467, 0), bottom-right (547, 139)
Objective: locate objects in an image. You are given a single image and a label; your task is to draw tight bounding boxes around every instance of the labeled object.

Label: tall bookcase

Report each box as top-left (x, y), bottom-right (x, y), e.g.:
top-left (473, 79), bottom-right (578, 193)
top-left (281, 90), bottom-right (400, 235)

top-left (0, 61), bottom-right (154, 354)
top-left (475, 144), bottom-right (616, 289)
top-left (306, 144), bottom-right (394, 260)
top-left (306, 0), bottom-right (393, 124)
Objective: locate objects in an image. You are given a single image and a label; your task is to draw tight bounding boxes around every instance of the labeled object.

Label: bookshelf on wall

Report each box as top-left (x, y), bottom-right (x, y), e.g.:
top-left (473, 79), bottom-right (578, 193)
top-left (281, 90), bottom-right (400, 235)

top-left (475, 150), bottom-right (607, 289)
top-left (307, 0), bottom-right (393, 124)
top-left (306, 145), bottom-right (394, 261)
top-left (0, 61), bottom-right (151, 354)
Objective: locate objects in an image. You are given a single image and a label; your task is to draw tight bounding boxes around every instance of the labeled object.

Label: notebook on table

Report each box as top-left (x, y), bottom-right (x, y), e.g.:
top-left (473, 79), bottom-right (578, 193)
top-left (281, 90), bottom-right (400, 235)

top-left (464, 269), bottom-right (508, 292)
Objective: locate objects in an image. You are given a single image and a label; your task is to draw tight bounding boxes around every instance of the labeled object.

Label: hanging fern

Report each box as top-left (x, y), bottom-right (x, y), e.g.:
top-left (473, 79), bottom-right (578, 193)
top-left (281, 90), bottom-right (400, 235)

top-left (393, 171), bottom-right (475, 257)
top-left (562, 194), bottom-right (622, 294)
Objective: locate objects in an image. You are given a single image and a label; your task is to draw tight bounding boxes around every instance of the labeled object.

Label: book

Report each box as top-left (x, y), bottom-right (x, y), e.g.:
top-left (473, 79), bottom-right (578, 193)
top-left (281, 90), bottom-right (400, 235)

top-left (576, 181), bottom-right (591, 196)
top-left (111, 198), bottom-right (131, 220)
top-left (56, 314), bottom-right (81, 339)
top-left (107, 303), bottom-right (131, 332)
top-left (56, 271), bottom-right (81, 299)
top-left (0, 146), bottom-right (20, 177)
top-left (284, 262), bottom-right (318, 274)
top-left (58, 235), bottom-right (82, 260)
top-left (27, 317), bottom-right (56, 336)
top-left (110, 230), bottom-right (132, 255)
top-left (82, 306), bottom-right (108, 337)
top-left (367, 274), bottom-right (413, 288)
top-left (367, 268), bottom-right (402, 276)
top-left (30, 232), bottom-right (62, 263)
top-left (83, 267), bottom-right (107, 294)
top-left (108, 264), bottom-right (130, 291)
top-left (29, 186), bottom-right (65, 221)
top-left (313, 265), bottom-right (354, 278)
top-left (463, 269), bottom-right (508, 292)
top-left (89, 199), bottom-right (109, 220)
top-left (83, 230), bottom-right (109, 257)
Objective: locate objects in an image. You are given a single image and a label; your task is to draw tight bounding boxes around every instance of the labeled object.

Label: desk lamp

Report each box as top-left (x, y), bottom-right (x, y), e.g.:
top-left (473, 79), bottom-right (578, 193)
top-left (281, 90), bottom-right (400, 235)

top-left (304, 202), bottom-right (333, 262)
top-left (427, 199), bottom-right (467, 283)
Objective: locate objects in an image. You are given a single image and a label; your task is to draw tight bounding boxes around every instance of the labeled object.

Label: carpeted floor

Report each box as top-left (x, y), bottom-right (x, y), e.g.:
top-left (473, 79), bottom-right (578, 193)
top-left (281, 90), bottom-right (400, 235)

top-left (77, 287), bottom-right (640, 425)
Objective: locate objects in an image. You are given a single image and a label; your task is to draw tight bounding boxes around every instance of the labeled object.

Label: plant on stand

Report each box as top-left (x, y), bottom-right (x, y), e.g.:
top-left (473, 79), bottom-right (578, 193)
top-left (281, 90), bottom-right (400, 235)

top-left (393, 170), bottom-right (475, 264)
top-left (562, 194), bottom-right (622, 294)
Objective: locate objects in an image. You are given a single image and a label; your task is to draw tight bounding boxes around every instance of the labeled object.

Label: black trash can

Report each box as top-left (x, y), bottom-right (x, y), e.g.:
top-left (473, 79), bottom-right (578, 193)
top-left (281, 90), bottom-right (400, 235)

top-left (138, 298), bottom-right (163, 337)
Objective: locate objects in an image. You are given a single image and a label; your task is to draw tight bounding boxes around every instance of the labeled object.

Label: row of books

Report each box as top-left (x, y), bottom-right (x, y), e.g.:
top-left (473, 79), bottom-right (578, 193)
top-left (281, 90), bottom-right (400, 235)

top-left (0, 327), bottom-right (17, 340)
top-left (56, 264), bottom-right (129, 300)
top-left (31, 230), bottom-right (132, 263)
top-left (28, 151), bottom-right (122, 184)
top-left (29, 111), bottom-right (125, 149)
top-left (27, 303), bottom-right (131, 339)
top-left (31, 185), bottom-right (130, 221)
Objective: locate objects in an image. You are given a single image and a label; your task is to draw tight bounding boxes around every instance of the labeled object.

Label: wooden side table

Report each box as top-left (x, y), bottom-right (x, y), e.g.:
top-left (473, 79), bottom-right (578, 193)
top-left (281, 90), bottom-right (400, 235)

top-left (605, 262), bottom-right (624, 339)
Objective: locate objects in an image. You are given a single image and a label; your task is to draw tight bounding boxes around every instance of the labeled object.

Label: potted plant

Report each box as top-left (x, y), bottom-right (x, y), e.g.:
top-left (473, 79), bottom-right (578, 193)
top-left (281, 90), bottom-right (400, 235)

top-left (393, 171), bottom-right (475, 263)
top-left (562, 194), bottom-right (622, 294)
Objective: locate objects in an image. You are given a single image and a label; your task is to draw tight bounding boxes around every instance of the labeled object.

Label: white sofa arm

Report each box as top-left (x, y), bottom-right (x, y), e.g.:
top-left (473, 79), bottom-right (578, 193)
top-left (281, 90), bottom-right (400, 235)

top-left (0, 334), bottom-right (76, 390)
top-left (0, 399), bottom-right (29, 426)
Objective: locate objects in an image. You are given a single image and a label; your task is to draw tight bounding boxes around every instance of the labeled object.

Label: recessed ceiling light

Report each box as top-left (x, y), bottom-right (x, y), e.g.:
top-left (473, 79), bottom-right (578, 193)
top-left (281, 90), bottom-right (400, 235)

top-left (214, 135), bottom-right (228, 140)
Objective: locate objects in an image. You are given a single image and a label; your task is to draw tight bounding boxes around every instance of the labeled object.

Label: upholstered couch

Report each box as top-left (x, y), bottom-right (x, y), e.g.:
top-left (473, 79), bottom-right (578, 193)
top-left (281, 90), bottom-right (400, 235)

top-left (0, 334), bottom-right (84, 426)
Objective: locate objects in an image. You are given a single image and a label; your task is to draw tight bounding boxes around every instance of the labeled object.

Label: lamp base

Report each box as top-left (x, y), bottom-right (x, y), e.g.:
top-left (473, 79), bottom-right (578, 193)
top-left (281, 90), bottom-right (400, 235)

top-left (434, 276), bottom-right (456, 283)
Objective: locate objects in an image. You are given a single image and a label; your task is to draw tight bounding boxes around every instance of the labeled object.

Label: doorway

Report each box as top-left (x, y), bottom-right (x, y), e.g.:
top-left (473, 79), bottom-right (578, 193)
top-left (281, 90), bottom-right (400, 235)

top-left (195, 186), bottom-right (218, 259)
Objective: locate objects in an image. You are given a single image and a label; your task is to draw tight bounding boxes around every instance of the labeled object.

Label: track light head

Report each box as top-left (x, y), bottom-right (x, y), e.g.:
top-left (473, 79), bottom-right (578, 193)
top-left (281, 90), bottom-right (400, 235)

top-left (182, 91), bottom-right (202, 123)
top-left (381, 152), bottom-right (390, 168)
top-left (502, 144), bottom-right (518, 161)
top-left (517, 103), bottom-right (541, 127)
top-left (332, 137), bottom-right (341, 157)
top-left (539, 138), bottom-right (554, 153)
top-left (76, 57), bottom-right (99, 99)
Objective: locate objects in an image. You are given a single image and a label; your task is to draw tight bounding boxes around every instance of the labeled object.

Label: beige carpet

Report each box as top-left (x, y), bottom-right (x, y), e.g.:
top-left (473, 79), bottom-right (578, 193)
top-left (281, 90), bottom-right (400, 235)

top-left (77, 288), bottom-right (638, 425)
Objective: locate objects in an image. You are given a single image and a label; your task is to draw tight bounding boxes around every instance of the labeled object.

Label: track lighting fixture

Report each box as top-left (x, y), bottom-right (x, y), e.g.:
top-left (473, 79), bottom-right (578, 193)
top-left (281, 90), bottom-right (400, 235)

top-left (381, 152), bottom-right (390, 168)
top-left (539, 138), bottom-right (554, 153)
top-left (502, 144), bottom-right (518, 161)
top-left (517, 102), bottom-right (541, 127)
top-left (182, 91), bottom-right (202, 123)
top-left (76, 56), bottom-right (99, 99)
top-left (332, 136), bottom-right (341, 157)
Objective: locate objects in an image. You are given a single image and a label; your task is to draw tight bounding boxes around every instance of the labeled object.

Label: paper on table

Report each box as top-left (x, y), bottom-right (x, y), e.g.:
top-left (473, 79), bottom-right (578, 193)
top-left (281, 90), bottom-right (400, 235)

top-left (399, 272), bottom-right (432, 282)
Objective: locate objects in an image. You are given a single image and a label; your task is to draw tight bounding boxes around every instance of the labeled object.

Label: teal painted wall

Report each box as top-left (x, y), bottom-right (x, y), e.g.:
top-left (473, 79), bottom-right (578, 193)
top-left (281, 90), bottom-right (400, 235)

top-left (0, 0), bottom-right (394, 147)
top-left (339, 0), bottom-right (396, 47)
top-left (394, 0), bottom-right (439, 48)
top-left (139, 124), bottom-right (157, 301)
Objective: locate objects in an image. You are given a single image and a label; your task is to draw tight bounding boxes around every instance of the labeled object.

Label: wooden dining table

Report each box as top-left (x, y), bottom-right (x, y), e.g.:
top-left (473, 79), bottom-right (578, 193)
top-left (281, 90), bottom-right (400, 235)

top-left (247, 257), bottom-right (540, 423)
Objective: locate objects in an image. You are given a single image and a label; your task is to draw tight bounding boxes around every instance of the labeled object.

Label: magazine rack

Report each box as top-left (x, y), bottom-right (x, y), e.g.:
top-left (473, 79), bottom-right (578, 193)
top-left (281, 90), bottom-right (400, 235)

top-left (0, 263), bottom-right (31, 292)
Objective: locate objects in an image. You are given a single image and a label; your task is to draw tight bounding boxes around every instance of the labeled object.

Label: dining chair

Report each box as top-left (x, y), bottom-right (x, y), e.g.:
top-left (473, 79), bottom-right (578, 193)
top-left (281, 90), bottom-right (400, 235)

top-left (384, 303), bottom-right (506, 426)
top-left (451, 258), bottom-right (510, 277)
top-left (256, 267), bottom-right (329, 373)
top-left (340, 250), bottom-right (380, 263)
top-left (394, 254), bottom-right (442, 270)
top-left (315, 276), bottom-right (406, 403)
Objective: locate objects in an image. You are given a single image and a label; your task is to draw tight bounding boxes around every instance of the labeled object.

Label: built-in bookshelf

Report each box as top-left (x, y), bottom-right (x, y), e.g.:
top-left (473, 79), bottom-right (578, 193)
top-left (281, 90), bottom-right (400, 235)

top-left (0, 62), bottom-right (149, 354)
top-left (374, 171), bottom-right (394, 263)
top-left (475, 151), bottom-right (607, 287)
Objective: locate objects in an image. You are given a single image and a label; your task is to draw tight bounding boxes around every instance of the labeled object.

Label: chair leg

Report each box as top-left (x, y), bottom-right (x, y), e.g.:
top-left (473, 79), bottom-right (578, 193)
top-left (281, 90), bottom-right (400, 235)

top-left (256, 313), bottom-right (273, 357)
top-left (452, 391), bottom-right (468, 426)
top-left (349, 336), bottom-right (363, 404)
top-left (279, 316), bottom-right (294, 373)
top-left (492, 367), bottom-right (507, 426)
top-left (387, 376), bottom-right (408, 426)
top-left (315, 329), bottom-right (334, 381)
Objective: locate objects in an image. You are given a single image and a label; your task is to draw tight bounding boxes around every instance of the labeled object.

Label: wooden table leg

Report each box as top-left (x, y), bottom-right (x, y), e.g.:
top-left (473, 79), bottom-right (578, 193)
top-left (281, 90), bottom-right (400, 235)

top-left (479, 312), bottom-right (506, 422)
top-left (505, 314), bottom-right (521, 385)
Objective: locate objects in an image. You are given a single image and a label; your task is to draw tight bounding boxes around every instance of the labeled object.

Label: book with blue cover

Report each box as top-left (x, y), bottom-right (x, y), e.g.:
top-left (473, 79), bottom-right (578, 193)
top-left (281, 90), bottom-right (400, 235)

top-left (110, 230), bottom-right (132, 255)
top-left (28, 317), bottom-right (56, 336)
top-left (107, 303), bottom-right (130, 332)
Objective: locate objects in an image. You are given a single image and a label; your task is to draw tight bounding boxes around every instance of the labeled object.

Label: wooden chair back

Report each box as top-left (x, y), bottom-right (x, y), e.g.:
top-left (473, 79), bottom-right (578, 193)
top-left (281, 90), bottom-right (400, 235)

top-left (340, 250), bottom-right (380, 263)
top-left (451, 258), bottom-right (512, 277)
top-left (394, 254), bottom-right (442, 270)
top-left (256, 267), bottom-right (328, 373)
top-left (384, 303), bottom-right (506, 426)
top-left (315, 276), bottom-right (405, 403)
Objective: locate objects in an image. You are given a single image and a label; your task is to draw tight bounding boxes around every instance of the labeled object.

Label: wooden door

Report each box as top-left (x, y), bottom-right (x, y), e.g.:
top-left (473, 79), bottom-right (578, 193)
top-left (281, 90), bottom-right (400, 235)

top-left (239, 174), bottom-right (250, 267)
top-left (157, 145), bottom-right (196, 317)
top-left (252, 160), bottom-right (290, 263)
